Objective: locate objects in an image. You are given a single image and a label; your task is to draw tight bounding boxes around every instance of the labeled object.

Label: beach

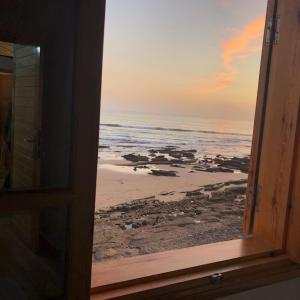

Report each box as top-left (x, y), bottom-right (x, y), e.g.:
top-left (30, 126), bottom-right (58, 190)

top-left (93, 112), bottom-right (252, 261)
top-left (94, 150), bottom-right (249, 262)
top-left (95, 159), bottom-right (247, 209)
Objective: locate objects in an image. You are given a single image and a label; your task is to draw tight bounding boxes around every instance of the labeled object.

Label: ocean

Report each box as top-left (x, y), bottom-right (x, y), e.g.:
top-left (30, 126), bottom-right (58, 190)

top-left (98, 111), bottom-right (253, 162)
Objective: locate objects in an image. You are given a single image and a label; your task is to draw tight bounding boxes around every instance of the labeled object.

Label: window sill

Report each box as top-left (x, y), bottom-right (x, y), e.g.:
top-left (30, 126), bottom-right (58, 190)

top-left (90, 238), bottom-right (300, 299)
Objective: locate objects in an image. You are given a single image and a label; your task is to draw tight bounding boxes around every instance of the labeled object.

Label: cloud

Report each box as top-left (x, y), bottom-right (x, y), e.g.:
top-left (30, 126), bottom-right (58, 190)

top-left (193, 15), bottom-right (265, 94)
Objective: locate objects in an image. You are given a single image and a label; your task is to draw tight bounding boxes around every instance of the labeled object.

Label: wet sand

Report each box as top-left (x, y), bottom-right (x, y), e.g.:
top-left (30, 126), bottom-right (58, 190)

top-left (95, 160), bottom-right (247, 209)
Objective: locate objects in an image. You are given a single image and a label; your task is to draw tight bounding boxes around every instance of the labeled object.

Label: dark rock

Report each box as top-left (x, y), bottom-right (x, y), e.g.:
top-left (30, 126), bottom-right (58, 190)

top-left (151, 155), bottom-right (169, 163)
top-left (186, 190), bottom-right (203, 197)
top-left (205, 167), bottom-right (234, 173)
top-left (122, 153), bottom-right (149, 162)
top-left (171, 164), bottom-right (185, 168)
top-left (150, 170), bottom-right (177, 177)
top-left (225, 186), bottom-right (247, 194)
top-left (98, 145), bottom-right (110, 149)
top-left (203, 183), bottom-right (225, 191)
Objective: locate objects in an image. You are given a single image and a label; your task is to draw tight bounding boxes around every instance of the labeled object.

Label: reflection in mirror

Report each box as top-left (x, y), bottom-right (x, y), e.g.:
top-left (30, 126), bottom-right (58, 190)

top-left (0, 207), bottom-right (68, 299)
top-left (0, 42), bottom-right (41, 190)
top-left (0, 41), bottom-right (71, 191)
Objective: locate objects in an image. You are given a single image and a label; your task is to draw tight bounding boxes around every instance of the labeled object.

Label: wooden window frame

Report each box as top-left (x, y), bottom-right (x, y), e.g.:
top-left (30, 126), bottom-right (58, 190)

top-left (1, 0), bottom-right (300, 299)
top-left (90, 0), bottom-right (300, 298)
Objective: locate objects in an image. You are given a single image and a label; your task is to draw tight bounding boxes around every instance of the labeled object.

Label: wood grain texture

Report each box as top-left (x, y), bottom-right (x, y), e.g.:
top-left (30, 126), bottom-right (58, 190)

top-left (65, 0), bottom-right (106, 299)
top-left (286, 107), bottom-right (300, 263)
top-left (252, 0), bottom-right (300, 248)
top-left (91, 256), bottom-right (300, 300)
top-left (243, 0), bottom-right (277, 233)
top-left (91, 238), bottom-right (278, 293)
top-left (11, 44), bottom-right (41, 190)
top-left (0, 41), bottom-right (13, 57)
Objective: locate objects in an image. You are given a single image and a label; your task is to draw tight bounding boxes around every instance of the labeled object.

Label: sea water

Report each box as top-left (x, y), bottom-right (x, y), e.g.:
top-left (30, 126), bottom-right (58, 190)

top-left (99, 111), bottom-right (253, 161)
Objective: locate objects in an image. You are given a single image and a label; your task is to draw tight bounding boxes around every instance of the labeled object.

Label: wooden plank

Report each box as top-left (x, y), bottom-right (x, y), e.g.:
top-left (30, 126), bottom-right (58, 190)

top-left (15, 65), bottom-right (38, 78)
top-left (0, 56), bottom-right (13, 72)
top-left (65, 1), bottom-right (106, 299)
top-left (11, 44), bottom-right (41, 190)
top-left (91, 256), bottom-right (300, 300)
top-left (15, 85), bottom-right (39, 98)
top-left (91, 238), bottom-right (278, 293)
top-left (14, 45), bottom-right (40, 59)
top-left (13, 54), bottom-right (39, 68)
top-left (0, 41), bottom-right (13, 57)
top-left (286, 108), bottom-right (300, 263)
top-left (252, 0), bottom-right (300, 248)
top-left (243, 0), bottom-right (277, 233)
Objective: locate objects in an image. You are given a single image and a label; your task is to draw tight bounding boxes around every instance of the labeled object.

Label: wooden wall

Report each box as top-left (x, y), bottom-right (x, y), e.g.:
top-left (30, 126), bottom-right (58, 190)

top-left (0, 74), bottom-right (12, 116)
top-left (0, 41), bottom-right (13, 57)
top-left (11, 44), bottom-right (40, 189)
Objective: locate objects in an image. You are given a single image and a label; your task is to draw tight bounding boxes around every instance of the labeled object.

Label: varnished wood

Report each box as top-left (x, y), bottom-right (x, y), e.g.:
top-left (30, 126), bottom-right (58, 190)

top-left (65, 0), bottom-right (106, 299)
top-left (91, 255), bottom-right (300, 300)
top-left (11, 44), bottom-right (41, 189)
top-left (286, 106), bottom-right (300, 263)
top-left (0, 2), bottom-right (105, 299)
top-left (0, 41), bottom-right (13, 57)
top-left (252, 0), bottom-right (300, 248)
top-left (243, 0), bottom-right (277, 233)
top-left (91, 238), bottom-right (278, 293)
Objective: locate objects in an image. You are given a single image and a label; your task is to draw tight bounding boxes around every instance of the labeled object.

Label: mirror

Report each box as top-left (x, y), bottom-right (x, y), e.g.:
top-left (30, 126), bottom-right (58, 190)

top-left (0, 41), bottom-right (72, 191)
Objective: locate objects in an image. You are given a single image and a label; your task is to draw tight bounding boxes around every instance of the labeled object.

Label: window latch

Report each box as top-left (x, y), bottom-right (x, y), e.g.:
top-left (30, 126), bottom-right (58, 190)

top-left (211, 273), bottom-right (223, 285)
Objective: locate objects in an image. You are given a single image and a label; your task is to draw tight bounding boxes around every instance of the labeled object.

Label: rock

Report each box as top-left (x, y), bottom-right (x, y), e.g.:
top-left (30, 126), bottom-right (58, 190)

top-left (171, 164), bottom-right (185, 168)
top-left (98, 145), bottom-right (110, 149)
top-left (110, 212), bottom-right (123, 220)
top-left (134, 165), bottom-right (150, 171)
top-left (215, 156), bottom-right (250, 173)
top-left (225, 186), bottom-right (247, 195)
top-left (186, 190), bottom-right (203, 197)
top-left (203, 183), bottom-right (225, 191)
top-left (122, 153), bottom-right (149, 162)
top-left (150, 170), bottom-right (177, 177)
top-left (93, 176), bottom-right (247, 262)
top-left (151, 155), bottom-right (169, 163)
top-left (205, 167), bottom-right (234, 173)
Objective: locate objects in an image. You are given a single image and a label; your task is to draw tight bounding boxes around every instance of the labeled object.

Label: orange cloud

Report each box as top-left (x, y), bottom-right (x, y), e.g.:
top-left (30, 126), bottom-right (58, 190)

top-left (193, 15), bottom-right (265, 94)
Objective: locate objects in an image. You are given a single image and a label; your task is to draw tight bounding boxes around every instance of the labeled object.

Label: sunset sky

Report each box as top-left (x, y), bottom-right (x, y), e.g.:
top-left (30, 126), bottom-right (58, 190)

top-left (101, 0), bottom-right (268, 121)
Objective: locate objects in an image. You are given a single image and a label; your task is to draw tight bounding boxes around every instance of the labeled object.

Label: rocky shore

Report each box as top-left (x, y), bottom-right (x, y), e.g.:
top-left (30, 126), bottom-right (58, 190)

top-left (93, 178), bottom-right (248, 262)
top-left (121, 147), bottom-right (250, 176)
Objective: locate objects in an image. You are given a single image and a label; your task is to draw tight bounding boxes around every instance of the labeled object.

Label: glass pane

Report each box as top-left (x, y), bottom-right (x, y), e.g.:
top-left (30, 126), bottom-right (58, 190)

top-left (0, 41), bottom-right (72, 191)
top-left (0, 207), bottom-right (68, 299)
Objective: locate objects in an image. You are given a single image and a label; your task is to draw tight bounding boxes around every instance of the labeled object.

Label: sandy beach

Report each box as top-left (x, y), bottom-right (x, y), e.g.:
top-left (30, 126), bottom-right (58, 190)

top-left (95, 160), bottom-right (247, 209)
top-left (93, 151), bottom-right (250, 261)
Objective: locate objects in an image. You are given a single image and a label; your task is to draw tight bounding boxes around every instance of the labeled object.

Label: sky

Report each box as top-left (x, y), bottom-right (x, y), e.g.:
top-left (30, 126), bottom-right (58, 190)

top-left (101, 0), bottom-right (268, 121)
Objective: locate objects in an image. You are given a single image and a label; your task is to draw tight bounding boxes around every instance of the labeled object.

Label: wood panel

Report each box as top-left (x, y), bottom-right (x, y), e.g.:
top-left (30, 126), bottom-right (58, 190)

top-left (0, 41), bottom-right (13, 57)
top-left (0, 73), bottom-right (12, 112)
top-left (65, 0), bottom-right (106, 299)
top-left (252, 0), bottom-right (300, 248)
top-left (11, 44), bottom-right (41, 189)
top-left (91, 238), bottom-right (278, 293)
top-left (91, 256), bottom-right (300, 300)
top-left (0, 56), bottom-right (13, 73)
top-left (286, 110), bottom-right (300, 263)
top-left (243, 0), bottom-right (277, 233)
top-left (0, 74), bottom-right (12, 188)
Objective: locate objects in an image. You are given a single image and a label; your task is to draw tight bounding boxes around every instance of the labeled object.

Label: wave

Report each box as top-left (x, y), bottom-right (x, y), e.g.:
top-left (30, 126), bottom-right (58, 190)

top-left (100, 123), bottom-right (252, 137)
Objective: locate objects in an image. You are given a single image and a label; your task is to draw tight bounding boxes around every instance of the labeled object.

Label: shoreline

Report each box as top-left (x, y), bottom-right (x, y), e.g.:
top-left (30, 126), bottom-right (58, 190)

top-left (93, 177), bottom-right (248, 261)
top-left (95, 161), bottom-right (247, 209)
top-left (94, 150), bottom-right (250, 261)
